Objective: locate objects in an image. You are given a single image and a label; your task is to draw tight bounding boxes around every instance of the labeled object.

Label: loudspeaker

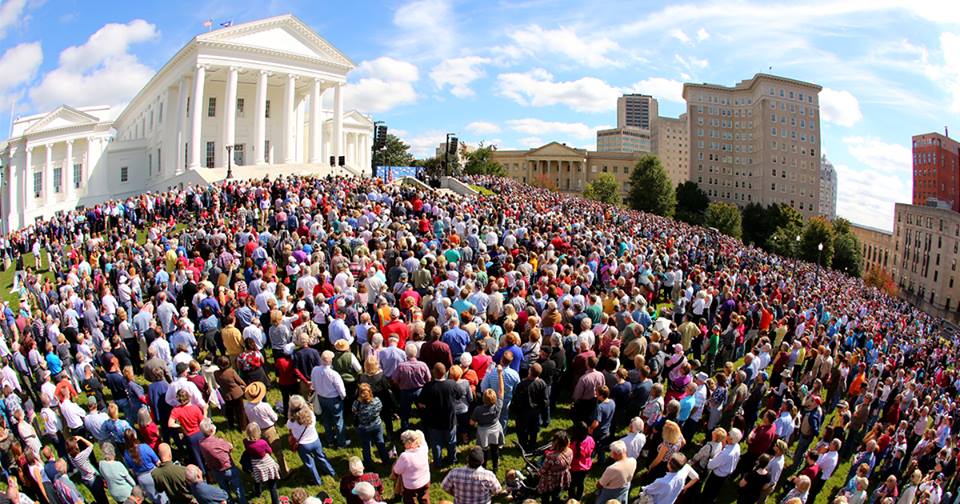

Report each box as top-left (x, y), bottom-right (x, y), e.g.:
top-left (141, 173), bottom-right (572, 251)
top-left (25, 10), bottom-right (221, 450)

top-left (338, 156), bottom-right (345, 166)
top-left (329, 156), bottom-right (335, 167)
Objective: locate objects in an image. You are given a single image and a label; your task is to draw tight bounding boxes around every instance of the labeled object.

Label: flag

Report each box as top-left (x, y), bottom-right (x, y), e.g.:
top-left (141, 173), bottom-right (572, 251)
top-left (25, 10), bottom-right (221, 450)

top-left (220, 21), bottom-right (233, 27)
top-left (202, 19), bottom-right (213, 29)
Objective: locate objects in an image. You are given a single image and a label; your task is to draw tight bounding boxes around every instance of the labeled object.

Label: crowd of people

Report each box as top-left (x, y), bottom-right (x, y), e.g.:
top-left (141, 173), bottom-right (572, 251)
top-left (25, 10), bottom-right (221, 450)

top-left (0, 172), bottom-right (955, 504)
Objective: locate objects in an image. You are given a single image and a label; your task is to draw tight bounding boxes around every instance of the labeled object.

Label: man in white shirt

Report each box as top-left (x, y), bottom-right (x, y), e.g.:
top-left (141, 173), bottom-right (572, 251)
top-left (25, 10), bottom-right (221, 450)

top-left (164, 363), bottom-right (207, 411)
top-left (763, 440), bottom-right (788, 498)
top-left (618, 417), bottom-right (646, 460)
top-left (702, 428), bottom-right (742, 502)
top-left (310, 351), bottom-right (348, 448)
top-left (810, 438), bottom-right (841, 501)
top-left (641, 453), bottom-right (699, 504)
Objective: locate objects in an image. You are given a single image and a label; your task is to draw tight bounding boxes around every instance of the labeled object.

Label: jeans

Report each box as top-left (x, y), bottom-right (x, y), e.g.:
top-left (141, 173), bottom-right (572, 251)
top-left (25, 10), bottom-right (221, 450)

top-left (316, 396), bottom-right (346, 447)
top-left (297, 439), bottom-right (336, 485)
top-left (426, 426), bottom-right (457, 466)
top-left (357, 425), bottom-right (390, 467)
top-left (212, 466), bottom-right (248, 504)
top-left (595, 485), bottom-right (629, 504)
top-left (188, 431), bottom-right (207, 472)
top-left (398, 388), bottom-right (421, 431)
top-left (136, 471), bottom-right (167, 504)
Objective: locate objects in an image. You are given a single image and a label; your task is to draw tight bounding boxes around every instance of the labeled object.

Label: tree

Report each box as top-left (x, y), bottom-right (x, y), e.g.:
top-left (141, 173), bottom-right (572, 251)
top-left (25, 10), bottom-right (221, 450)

top-left (704, 202), bottom-right (743, 238)
top-left (464, 144), bottom-right (506, 176)
top-left (583, 173), bottom-right (620, 205)
top-left (380, 134), bottom-right (415, 167)
top-left (675, 181), bottom-right (709, 225)
top-left (627, 155), bottom-right (675, 217)
top-left (741, 203), bottom-right (769, 246)
top-left (832, 231), bottom-right (863, 277)
top-left (800, 216), bottom-right (835, 268)
top-left (832, 217), bottom-right (852, 236)
top-left (766, 221), bottom-right (805, 258)
top-left (864, 266), bottom-right (898, 296)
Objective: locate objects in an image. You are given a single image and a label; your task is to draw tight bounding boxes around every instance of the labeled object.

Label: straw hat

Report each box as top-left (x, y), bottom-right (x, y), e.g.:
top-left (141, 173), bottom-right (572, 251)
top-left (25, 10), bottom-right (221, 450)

top-left (334, 339), bottom-right (350, 352)
top-left (244, 382), bottom-right (266, 403)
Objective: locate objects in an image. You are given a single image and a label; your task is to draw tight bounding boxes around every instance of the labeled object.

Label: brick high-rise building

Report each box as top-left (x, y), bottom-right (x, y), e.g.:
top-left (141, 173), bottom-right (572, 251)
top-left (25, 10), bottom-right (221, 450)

top-left (683, 73), bottom-right (822, 216)
top-left (912, 132), bottom-right (960, 211)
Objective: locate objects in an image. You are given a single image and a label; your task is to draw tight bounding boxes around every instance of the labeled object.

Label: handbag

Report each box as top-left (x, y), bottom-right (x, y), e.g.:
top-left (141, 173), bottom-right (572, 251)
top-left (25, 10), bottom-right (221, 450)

top-left (288, 424), bottom-right (307, 451)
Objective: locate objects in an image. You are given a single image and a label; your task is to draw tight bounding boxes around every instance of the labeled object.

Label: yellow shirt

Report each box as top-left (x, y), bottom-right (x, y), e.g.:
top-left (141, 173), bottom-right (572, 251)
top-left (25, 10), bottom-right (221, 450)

top-left (222, 325), bottom-right (243, 357)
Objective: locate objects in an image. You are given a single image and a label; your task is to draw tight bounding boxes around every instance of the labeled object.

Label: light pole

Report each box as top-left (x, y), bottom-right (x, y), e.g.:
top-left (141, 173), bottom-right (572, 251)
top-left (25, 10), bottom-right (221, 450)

top-left (794, 234), bottom-right (801, 295)
top-left (816, 242), bottom-right (824, 281)
top-left (225, 144), bottom-right (235, 179)
top-left (373, 120), bottom-right (384, 178)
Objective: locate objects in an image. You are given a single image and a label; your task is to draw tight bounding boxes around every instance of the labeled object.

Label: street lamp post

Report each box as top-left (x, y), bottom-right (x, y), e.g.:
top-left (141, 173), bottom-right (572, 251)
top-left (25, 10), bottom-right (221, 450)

top-left (816, 242), bottom-right (824, 281)
top-left (794, 234), bottom-right (801, 295)
top-left (225, 144), bottom-right (235, 179)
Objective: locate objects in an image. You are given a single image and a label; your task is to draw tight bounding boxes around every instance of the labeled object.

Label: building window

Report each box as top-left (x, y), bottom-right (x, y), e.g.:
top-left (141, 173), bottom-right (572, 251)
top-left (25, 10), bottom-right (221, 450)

top-left (148, 153), bottom-right (153, 176)
top-left (208, 97), bottom-right (216, 117)
top-left (158, 102), bottom-right (163, 123)
top-left (53, 167), bottom-right (62, 193)
top-left (157, 149), bottom-right (161, 173)
top-left (120, 166), bottom-right (128, 183)
top-left (186, 97), bottom-right (190, 117)
top-left (33, 171), bottom-right (42, 198)
top-left (73, 163), bottom-right (82, 189)
top-left (184, 143), bottom-right (189, 168)
top-left (206, 141), bottom-right (216, 168)
top-left (265, 141), bottom-right (270, 163)
top-left (237, 98), bottom-right (245, 116)
top-left (265, 100), bottom-right (271, 118)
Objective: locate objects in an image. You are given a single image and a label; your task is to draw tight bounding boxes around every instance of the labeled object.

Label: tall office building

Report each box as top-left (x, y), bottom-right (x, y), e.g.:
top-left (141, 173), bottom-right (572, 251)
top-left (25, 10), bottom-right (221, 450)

top-left (652, 114), bottom-right (690, 189)
top-left (683, 73), bottom-right (822, 216)
top-left (912, 132), bottom-right (960, 211)
top-left (819, 154), bottom-right (837, 219)
top-left (617, 94), bottom-right (658, 129)
top-left (595, 127), bottom-right (652, 153)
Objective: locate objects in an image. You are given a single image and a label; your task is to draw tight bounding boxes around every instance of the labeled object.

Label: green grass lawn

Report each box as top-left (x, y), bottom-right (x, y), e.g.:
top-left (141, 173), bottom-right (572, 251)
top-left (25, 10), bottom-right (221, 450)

top-left (468, 184), bottom-right (496, 196)
top-left (0, 223), bottom-right (859, 503)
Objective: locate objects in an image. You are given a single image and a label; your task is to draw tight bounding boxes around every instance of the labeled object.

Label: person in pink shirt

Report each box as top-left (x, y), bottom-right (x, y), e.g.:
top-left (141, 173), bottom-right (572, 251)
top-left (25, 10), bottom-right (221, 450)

top-left (391, 430), bottom-right (430, 504)
top-left (568, 422), bottom-right (595, 501)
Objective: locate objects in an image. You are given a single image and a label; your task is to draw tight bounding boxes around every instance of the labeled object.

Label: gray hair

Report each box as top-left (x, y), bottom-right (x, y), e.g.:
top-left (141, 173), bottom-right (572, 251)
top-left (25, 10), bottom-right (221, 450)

top-left (185, 464), bottom-right (204, 484)
top-left (609, 440), bottom-right (627, 458)
top-left (320, 350), bottom-right (334, 364)
top-left (101, 442), bottom-right (116, 460)
top-left (400, 429), bottom-right (423, 448)
top-left (200, 418), bottom-right (216, 437)
top-left (405, 345), bottom-right (418, 358)
top-left (728, 428), bottom-right (743, 444)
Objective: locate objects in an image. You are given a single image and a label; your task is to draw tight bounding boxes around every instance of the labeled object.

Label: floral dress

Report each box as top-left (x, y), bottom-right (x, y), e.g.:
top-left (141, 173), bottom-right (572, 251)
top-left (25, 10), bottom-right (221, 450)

top-left (237, 350), bottom-right (270, 386)
top-left (537, 448), bottom-right (573, 493)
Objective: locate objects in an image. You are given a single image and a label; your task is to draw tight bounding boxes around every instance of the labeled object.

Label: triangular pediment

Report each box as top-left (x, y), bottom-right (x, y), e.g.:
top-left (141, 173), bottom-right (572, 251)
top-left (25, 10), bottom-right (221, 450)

top-left (528, 141), bottom-right (586, 157)
top-left (199, 14), bottom-right (354, 69)
top-left (23, 106), bottom-right (100, 135)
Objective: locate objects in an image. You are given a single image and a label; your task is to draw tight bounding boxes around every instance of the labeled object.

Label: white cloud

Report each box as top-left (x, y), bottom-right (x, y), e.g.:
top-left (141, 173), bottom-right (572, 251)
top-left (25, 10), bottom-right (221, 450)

top-left (925, 32), bottom-right (960, 113)
top-left (465, 121), bottom-right (501, 135)
top-left (669, 28), bottom-right (691, 44)
top-left (496, 68), bottom-right (621, 112)
top-left (392, 0), bottom-right (455, 60)
top-left (0, 42), bottom-right (42, 92)
top-left (835, 163), bottom-right (907, 231)
top-left (0, 0), bottom-right (27, 39)
top-left (401, 129), bottom-right (447, 158)
top-left (502, 25), bottom-right (624, 68)
top-left (29, 20), bottom-right (158, 111)
top-left (430, 56), bottom-right (490, 97)
top-left (819, 88), bottom-right (863, 127)
top-left (344, 57), bottom-right (419, 113)
top-left (696, 28), bottom-right (710, 42)
top-left (517, 136), bottom-right (544, 148)
top-left (506, 118), bottom-right (607, 139)
top-left (628, 77), bottom-right (685, 103)
top-left (674, 54), bottom-right (708, 72)
top-left (842, 136), bottom-right (911, 175)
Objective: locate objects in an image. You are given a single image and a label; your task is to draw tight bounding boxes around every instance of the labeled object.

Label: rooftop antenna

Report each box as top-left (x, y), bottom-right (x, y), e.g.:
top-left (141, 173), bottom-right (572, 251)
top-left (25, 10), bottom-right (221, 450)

top-left (946, 126), bottom-right (949, 138)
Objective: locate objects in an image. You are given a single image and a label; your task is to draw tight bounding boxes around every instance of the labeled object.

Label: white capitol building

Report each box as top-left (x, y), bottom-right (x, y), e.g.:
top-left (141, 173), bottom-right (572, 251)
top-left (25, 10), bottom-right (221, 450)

top-left (0, 14), bottom-right (374, 232)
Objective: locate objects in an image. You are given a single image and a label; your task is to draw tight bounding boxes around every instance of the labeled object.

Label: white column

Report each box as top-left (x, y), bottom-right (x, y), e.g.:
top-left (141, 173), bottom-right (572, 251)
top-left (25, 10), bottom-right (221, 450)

top-left (86, 139), bottom-right (95, 192)
top-left (223, 66), bottom-right (238, 167)
top-left (310, 79), bottom-right (322, 164)
top-left (363, 134), bottom-right (369, 174)
top-left (23, 146), bottom-right (32, 211)
top-left (65, 140), bottom-right (75, 201)
top-left (44, 144), bottom-right (53, 206)
top-left (7, 147), bottom-right (18, 231)
top-left (189, 64), bottom-right (206, 169)
top-left (175, 77), bottom-right (188, 174)
top-left (283, 74), bottom-right (296, 164)
top-left (254, 70), bottom-right (268, 165)
top-left (333, 83), bottom-right (343, 165)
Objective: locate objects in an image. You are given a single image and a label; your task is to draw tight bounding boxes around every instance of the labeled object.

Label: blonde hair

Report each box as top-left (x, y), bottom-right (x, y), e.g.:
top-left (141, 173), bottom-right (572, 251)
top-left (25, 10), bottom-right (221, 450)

top-left (448, 365), bottom-right (463, 380)
top-left (358, 383), bottom-right (374, 403)
top-left (245, 422), bottom-right (262, 442)
top-left (662, 420), bottom-right (683, 445)
top-left (363, 355), bottom-right (381, 375)
top-left (483, 389), bottom-right (497, 406)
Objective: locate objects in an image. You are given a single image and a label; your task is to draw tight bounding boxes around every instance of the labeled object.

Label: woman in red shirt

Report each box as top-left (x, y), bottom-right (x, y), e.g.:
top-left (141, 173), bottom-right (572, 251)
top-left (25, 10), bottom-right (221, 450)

top-left (168, 389), bottom-right (206, 470)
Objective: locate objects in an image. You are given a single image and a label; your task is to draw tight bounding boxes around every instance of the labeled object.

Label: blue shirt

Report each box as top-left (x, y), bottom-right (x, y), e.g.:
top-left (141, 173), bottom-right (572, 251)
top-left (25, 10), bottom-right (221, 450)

top-left (442, 327), bottom-right (470, 359)
top-left (46, 353), bottom-right (63, 375)
top-left (191, 482), bottom-right (230, 504)
top-left (378, 346), bottom-right (405, 379)
top-left (480, 365), bottom-right (521, 404)
top-left (593, 399), bottom-right (616, 438)
top-left (329, 318), bottom-right (351, 344)
top-left (677, 394), bottom-right (696, 422)
top-left (122, 443), bottom-right (159, 475)
top-left (493, 345), bottom-right (524, 373)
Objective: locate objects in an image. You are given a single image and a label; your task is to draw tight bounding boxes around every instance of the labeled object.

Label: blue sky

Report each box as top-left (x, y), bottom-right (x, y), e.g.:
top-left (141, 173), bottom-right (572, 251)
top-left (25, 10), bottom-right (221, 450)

top-left (1, 0), bottom-right (958, 230)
